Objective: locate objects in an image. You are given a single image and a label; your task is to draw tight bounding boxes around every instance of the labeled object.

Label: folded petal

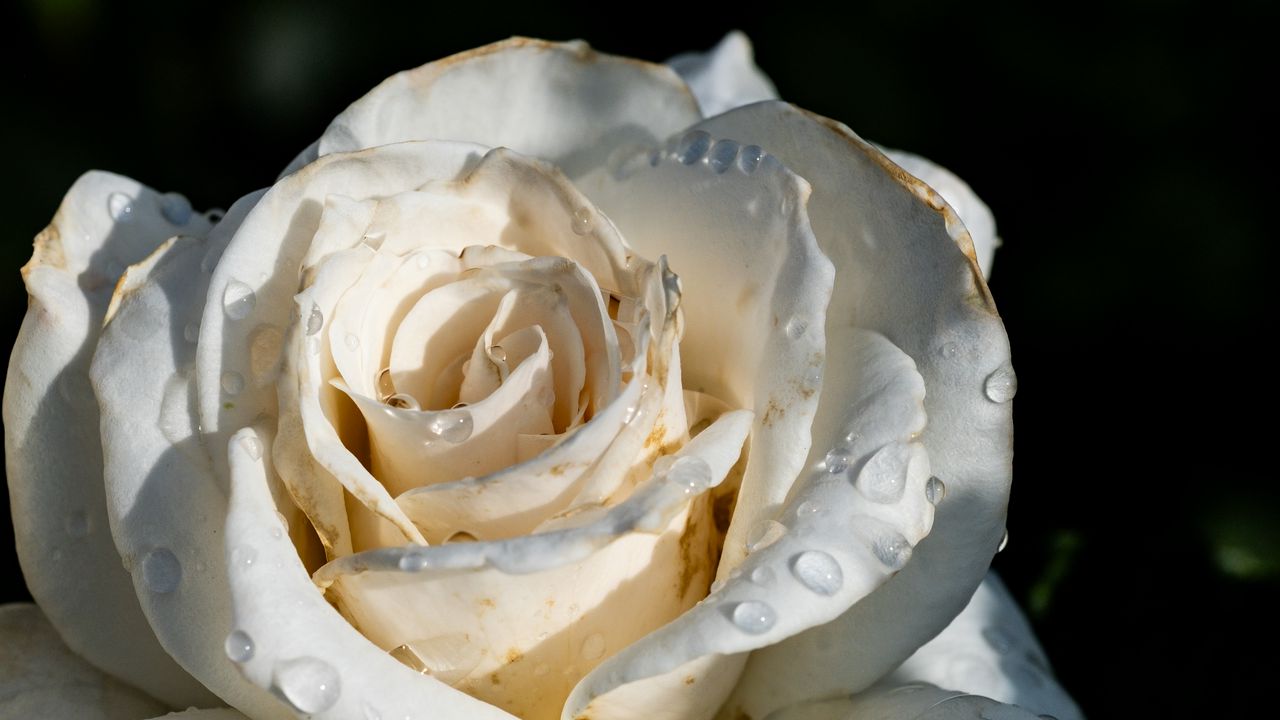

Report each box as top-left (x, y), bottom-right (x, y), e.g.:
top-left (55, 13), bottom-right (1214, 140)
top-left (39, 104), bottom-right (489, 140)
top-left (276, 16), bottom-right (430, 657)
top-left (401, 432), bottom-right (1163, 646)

top-left (0, 603), bottom-right (168, 720)
top-left (667, 32), bottom-right (779, 117)
top-left (4, 170), bottom-right (217, 706)
top-left (318, 38), bottom-right (701, 178)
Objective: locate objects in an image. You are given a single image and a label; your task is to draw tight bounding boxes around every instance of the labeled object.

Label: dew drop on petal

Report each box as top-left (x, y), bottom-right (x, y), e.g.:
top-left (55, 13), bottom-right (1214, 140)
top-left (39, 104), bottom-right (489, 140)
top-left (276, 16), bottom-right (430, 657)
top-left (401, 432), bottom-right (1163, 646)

top-left (223, 281), bottom-right (256, 320)
top-left (795, 500), bottom-right (822, 517)
top-left (160, 192), bottom-right (193, 225)
top-left (571, 207), bottom-right (593, 235)
top-left (676, 130), bottom-right (712, 164)
top-left (107, 192), bottom-right (135, 222)
top-left (745, 519), bottom-right (787, 553)
top-left (729, 601), bottom-right (776, 634)
top-left (306, 304), bottom-right (323, 335)
top-left (428, 410), bottom-right (473, 444)
top-left (824, 447), bottom-right (851, 474)
top-left (940, 341), bottom-right (959, 360)
top-left (344, 333), bottom-right (360, 351)
top-left (749, 565), bottom-right (776, 586)
top-left (239, 435), bottom-right (263, 460)
top-left (664, 456), bottom-right (714, 494)
top-left (580, 633), bottom-right (605, 660)
top-left (230, 544), bottom-right (257, 569)
top-left (925, 476), bottom-right (946, 505)
top-left (871, 532), bottom-right (912, 570)
top-left (64, 510), bottom-right (90, 539)
top-left (707, 139), bottom-right (739, 173)
top-left (386, 393), bottom-right (420, 411)
top-left (738, 145), bottom-right (765, 174)
top-left (854, 442), bottom-right (909, 504)
top-left (984, 364), bottom-right (1018, 403)
top-left (791, 550), bottom-right (843, 596)
top-left (398, 548), bottom-right (429, 572)
top-left (224, 629), bottom-right (255, 663)
top-left (221, 371), bottom-right (245, 396)
top-left (273, 656), bottom-right (341, 714)
top-left (142, 548), bottom-right (181, 594)
top-left (784, 316), bottom-right (808, 340)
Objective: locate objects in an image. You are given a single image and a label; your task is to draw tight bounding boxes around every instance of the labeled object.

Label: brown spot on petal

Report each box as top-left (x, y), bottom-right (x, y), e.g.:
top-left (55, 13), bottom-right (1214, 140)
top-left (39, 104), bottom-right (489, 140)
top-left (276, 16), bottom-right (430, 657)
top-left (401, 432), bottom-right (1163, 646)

top-left (505, 647), bottom-right (524, 664)
top-left (684, 675), bottom-right (696, 685)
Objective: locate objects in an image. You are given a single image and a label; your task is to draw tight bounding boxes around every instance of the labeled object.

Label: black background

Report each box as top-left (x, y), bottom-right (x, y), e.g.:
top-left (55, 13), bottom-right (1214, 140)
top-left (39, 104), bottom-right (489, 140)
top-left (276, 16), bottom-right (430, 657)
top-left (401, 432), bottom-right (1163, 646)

top-left (1, 0), bottom-right (1275, 716)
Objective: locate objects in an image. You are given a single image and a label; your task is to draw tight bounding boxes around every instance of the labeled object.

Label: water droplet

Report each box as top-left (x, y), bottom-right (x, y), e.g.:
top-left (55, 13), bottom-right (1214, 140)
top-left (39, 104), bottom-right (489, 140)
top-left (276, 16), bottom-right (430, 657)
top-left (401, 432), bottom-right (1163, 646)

top-left (581, 633), bottom-right (605, 660)
top-left (940, 341), bottom-right (959, 359)
top-left (364, 703), bottom-right (383, 720)
top-left (270, 525), bottom-right (283, 540)
top-left (984, 364), bottom-right (1018, 403)
top-left (571, 207), bottom-right (593, 235)
top-left (64, 510), bottom-right (90, 539)
top-left (824, 447), bottom-right (851, 474)
top-left (306, 304), bottom-right (323, 335)
top-left (223, 281), bottom-right (256, 320)
top-left (107, 192), bottom-right (135, 222)
top-left (738, 145), bottom-right (765, 173)
top-left (982, 627), bottom-right (1014, 654)
top-left (802, 366), bottom-right (822, 391)
top-left (344, 333), bottom-right (360, 351)
top-left (854, 442), bottom-right (909, 503)
top-left (427, 410), bottom-right (473, 443)
top-left (273, 656), bottom-right (341, 714)
top-left (729, 601), bottom-right (776, 634)
top-left (398, 548), bottom-right (429, 572)
top-left (489, 345), bottom-right (508, 364)
top-left (225, 629), bottom-right (255, 663)
top-left (749, 565), bottom-right (776, 586)
top-left (183, 322), bottom-right (200, 343)
top-left (997, 528), bottom-right (1009, 553)
top-left (791, 550), bottom-right (843, 596)
top-left (784, 316), bottom-right (808, 340)
top-left (676, 130), bottom-right (712, 165)
top-left (745, 519), bottom-right (786, 553)
top-left (142, 548), bottom-right (182, 593)
top-left (663, 456), bottom-right (714, 494)
top-left (707, 139), bottom-right (739, 173)
top-left (386, 393), bottom-right (420, 411)
top-left (239, 435), bottom-right (263, 460)
top-left (871, 532), bottom-right (912, 570)
top-left (160, 192), bottom-right (193, 225)
top-left (925, 476), bottom-right (946, 505)
top-left (796, 500), bottom-right (821, 517)
top-left (230, 544), bottom-right (257, 568)
top-left (221, 371), bottom-right (245, 396)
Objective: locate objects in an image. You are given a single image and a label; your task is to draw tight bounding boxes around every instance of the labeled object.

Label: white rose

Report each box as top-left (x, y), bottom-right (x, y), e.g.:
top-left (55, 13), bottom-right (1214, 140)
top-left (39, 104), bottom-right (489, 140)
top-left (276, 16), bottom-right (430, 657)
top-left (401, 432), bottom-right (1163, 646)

top-left (2, 34), bottom-right (1081, 720)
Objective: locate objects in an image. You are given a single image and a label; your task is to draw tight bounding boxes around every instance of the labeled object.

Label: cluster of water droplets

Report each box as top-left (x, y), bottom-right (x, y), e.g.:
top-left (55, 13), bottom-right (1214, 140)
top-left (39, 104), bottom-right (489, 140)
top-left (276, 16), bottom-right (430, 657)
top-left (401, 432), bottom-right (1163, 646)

top-left (648, 130), bottom-right (770, 177)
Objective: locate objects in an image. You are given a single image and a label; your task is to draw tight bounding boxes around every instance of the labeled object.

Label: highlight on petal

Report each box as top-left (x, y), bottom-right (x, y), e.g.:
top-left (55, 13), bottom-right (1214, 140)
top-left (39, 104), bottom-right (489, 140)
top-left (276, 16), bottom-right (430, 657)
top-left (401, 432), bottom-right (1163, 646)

top-left (667, 31), bottom-right (779, 117)
top-left (683, 101), bottom-right (1014, 718)
top-left (3, 170), bottom-right (217, 706)
top-left (318, 37), bottom-right (701, 178)
top-left (883, 149), bottom-right (1000, 278)
top-left (0, 603), bottom-right (167, 720)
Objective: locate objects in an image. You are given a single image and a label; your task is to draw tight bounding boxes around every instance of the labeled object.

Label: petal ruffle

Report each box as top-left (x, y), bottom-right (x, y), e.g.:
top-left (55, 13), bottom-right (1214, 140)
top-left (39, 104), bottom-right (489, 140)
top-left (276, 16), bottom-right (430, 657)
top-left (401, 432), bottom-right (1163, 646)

top-left (667, 32), bottom-right (779, 117)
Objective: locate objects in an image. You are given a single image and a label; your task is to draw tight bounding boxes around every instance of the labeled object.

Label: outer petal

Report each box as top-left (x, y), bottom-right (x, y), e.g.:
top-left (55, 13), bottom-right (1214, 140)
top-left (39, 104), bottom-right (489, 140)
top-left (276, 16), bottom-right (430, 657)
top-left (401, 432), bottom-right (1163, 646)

top-left (887, 574), bottom-right (1083, 720)
top-left (766, 687), bottom-right (1050, 720)
top-left (145, 711), bottom-right (249, 720)
top-left (3, 170), bottom-right (216, 705)
top-left (667, 32), bottom-right (779, 117)
top-left (883, 150), bottom-right (1000, 278)
top-left (318, 38), bottom-right (701, 178)
top-left (0, 603), bottom-right (167, 720)
top-left (690, 102), bottom-right (1014, 717)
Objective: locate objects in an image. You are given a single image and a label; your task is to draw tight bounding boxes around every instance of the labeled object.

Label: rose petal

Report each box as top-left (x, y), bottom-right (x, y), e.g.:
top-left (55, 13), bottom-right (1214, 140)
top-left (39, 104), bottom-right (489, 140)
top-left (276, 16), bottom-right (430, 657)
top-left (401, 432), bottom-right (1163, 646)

top-left (666, 31), bottom-right (779, 117)
top-left (4, 170), bottom-right (217, 705)
top-left (223, 427), bottom-right (516, 720)
top-left (318, 38), bottom-right (701, 178)
top-left (90, 194), bottom-right (298, 717)
top-left (887, 574), bottom-right (1084, 720)
top-left (0, 603), bottom-right (168, 720)
top-left (767, 686), bottom-right (1049, 720)
top-left (144, 711), bottom-right (248, 720)
top-left (687, 101), bottom-right (1014, 716)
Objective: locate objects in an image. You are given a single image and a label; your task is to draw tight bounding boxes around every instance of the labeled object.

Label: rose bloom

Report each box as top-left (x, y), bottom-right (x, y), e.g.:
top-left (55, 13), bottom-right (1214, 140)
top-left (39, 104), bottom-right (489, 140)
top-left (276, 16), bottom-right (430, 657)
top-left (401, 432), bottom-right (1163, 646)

top-left (2, 35), bottom-right (1081, 720)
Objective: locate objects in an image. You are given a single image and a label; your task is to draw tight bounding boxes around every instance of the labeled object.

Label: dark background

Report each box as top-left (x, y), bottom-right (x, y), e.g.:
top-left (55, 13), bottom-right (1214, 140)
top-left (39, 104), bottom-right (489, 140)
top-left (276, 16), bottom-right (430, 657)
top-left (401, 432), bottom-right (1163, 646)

top-left (2, 0), bottom-right (1274, 716)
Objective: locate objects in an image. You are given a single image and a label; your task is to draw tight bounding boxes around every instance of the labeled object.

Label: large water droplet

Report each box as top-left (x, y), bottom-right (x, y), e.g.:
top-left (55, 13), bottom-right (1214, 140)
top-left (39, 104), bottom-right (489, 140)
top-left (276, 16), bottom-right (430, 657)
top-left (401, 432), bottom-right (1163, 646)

top-left (824, 447), bottom-right (851, 474)
top-left (64, 510), bottom-right (90, 539)
top-left (221, 371), bottom-right (245, 396)
top-left (571, 207), bottom-right (593, 235)
top-left (580, 633), bottom-right (605, 660)
top-left (107, 192), bottom-right (135, 222)
top-left (142, 548), bottom-right (182, 593)
top-left (427, 410), bottom-right (473, 444)
top-left (984, 365), bottom-right (1018, 403)
top-left (791, 550), bottom-right (843, 596)
top-left (274, 656), bottom-right (341, 714)
top-left (306, 304), bottom-right (324, 335)
top-left (676, 130), bottom-right (712, 165)
top-left (239, 435), bottom-right (263, 460)
top-left (745, 519), bottom-right (787, 553)
top-left (784, 316), bottom-right (808, 340)
top-left (925, 476), bottom-right (946, 505)
top-left (729, 601), bottom-right (776, 634)
top-left (738, 145), bottom-right (765, 173)
top-left (161, 192), bottom-right (193, 225)
top-left (663, 456), bottom-right (714, 494)
top-left (871, 531), bottom-right (912, 570)
top-left (707, 139), bottom-right (739, 173)
top-left (225, 629), bottom-right (255, 663)
top-left (854, 442), bottom-right (910, 503)
top-left (223, 281), bottom-right (256, 320)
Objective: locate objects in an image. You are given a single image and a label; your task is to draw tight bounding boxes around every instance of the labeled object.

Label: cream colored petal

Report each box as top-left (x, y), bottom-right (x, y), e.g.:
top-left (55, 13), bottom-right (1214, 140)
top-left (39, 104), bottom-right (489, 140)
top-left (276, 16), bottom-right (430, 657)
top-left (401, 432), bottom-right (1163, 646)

top-left (667, 31), bottom-right (779, 117)
top-left (3, 170), bottom-right (217, 706)
top-left (0, 603), bottom-right (168, 720)
top-left (887, 574), bottom-right (1083, 720)
top-left (313, 410), bottom-right (751, 720)
top-left (766, 686), bottom-right (1048, 720)
top-left (145, 710), bottom-right (249, 720)
top-left (223, 428), bottom-right (516, 720)
top-left (89, 201), bottom-right (295, 718)
top-left (319, 38), bottom-right (701, 178)
top-left (689, 102), bottom-right (1014, 716)
top-left (883, 149), bottom-right (1000, 278)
